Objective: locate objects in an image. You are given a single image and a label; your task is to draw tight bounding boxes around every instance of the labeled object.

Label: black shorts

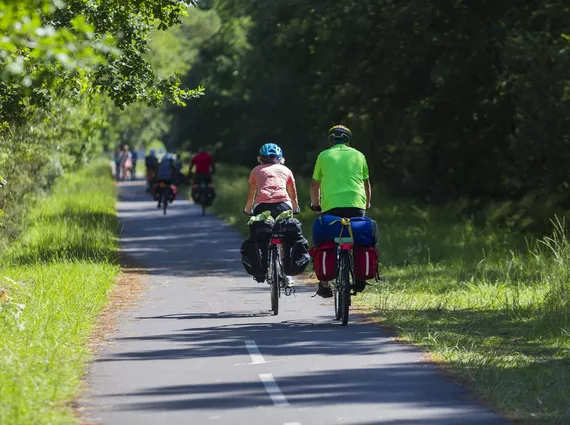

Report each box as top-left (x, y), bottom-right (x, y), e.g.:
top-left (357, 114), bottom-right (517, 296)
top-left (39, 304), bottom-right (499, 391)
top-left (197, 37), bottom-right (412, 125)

top-left (254, 202), bottom-right (292, 219)
top-left (194, 173), bottom-right (212, 185)
top-left (323, 207), bottom-right (365, 218)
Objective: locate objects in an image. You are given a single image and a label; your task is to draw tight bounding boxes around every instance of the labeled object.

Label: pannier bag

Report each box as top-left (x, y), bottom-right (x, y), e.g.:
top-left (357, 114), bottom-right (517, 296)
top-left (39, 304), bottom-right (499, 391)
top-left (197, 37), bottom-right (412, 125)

top-left (204, 187), bottom-right (216, 205)
top-left (353, 245), bottom-right (379, 281)
top-left (249, 221), bottom-right (274, 241)
top-left (240, 239), bottom-right (267, 281)
top-left (313, 215), bottom-right (378, 247)
top-left (276, 218), bottom-right (303, 241)
top-left (310, 242), bottom-right (338, 281)
top-left (284, 237), bottom-right (310, 276)
top-left (191, 186), bottom-right (216, 205)
top-left (248, 211), bottom-right (275, 241)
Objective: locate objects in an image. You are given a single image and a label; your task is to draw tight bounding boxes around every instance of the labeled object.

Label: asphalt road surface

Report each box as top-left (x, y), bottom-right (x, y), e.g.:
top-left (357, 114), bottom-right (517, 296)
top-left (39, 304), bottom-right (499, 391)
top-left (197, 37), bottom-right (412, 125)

top-left (81, 181), bottom-right (508, 425)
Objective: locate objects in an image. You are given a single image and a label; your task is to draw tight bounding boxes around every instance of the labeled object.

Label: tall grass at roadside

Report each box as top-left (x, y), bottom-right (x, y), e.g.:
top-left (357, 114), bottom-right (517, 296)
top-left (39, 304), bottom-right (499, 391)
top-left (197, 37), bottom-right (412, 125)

top-left (0, 161), bottom-right (119, 425)
top-left (212, 165), bottom-right (570, 424)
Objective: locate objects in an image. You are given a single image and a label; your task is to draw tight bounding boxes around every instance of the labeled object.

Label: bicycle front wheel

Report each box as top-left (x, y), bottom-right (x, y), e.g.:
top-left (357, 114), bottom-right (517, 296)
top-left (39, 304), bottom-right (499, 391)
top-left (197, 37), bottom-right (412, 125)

top-left (340, 250), bottom-right (351, 326)
top-left (270, 246), bottom-right (279, 315)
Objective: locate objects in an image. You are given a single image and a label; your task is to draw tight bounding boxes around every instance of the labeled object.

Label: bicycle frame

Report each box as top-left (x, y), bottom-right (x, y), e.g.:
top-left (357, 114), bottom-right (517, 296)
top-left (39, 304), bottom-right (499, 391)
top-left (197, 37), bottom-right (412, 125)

top-left (267, 237), bottom-right (285, 315)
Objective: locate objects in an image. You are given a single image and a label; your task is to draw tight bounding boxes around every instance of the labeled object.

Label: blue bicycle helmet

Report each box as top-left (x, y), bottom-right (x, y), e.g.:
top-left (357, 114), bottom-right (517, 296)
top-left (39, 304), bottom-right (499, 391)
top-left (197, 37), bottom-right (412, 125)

top-left (259, 143), bottom-right (283, 161)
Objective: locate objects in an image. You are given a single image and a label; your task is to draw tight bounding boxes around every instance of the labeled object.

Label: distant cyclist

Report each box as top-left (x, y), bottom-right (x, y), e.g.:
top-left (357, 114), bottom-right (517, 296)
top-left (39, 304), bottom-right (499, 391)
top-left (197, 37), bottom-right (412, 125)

top-left (244, 143), bottom-right (300, 286)
top-left (155, 153), bottom-right (176, 208)
top-left (131, 149), bottom-right (138, 180)
top-left (310, 125), bottom-right (371, 298)
top-left (145, 149), bottom-right (159, 192)
top-left (190, 147), bottom-right (215, 186)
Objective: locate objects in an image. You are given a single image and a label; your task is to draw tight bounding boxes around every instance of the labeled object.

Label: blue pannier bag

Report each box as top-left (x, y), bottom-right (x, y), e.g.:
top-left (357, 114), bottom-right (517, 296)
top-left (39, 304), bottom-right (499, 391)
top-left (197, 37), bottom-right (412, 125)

top-left (313, 215), bottom-right (377, 247)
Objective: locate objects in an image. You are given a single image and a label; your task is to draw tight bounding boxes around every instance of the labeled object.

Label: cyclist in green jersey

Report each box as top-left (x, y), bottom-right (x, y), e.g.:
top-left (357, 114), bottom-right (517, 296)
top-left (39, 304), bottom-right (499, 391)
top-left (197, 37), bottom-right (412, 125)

top-left (310, 125), bottom-right (372, 298)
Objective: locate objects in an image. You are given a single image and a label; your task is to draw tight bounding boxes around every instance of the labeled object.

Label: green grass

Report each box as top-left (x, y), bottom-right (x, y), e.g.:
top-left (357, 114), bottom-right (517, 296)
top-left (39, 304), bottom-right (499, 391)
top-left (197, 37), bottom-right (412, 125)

top-left (212, 165), bottom-right (570, 424)
top-left (0, 161), bottom-right (119, 425)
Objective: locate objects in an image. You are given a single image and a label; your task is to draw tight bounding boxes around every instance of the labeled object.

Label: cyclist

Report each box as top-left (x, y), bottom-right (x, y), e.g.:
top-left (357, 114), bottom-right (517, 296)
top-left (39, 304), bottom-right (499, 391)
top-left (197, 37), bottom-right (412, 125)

top-left (145, 149), bottom-right (159, 192)
top-left (119, 144), bottom-right (132, 181)
top-left (244, 143), bottom-right (300, 286)
top-left (155, 153), bottom-right (176, 208)
top-left (310, 125), bottom-right (371, 298)
top-left (131, 149), bottom-right (138, 180)
top-left (190, 147), bottom-right (215, 186)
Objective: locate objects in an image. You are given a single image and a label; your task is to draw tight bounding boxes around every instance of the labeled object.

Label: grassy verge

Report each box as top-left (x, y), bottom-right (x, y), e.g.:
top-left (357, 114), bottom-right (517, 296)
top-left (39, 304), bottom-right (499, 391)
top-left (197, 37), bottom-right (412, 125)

top-left (212, 164), bottom-right (570, 424)
top-left (0, 161), bottom-right (119, 425)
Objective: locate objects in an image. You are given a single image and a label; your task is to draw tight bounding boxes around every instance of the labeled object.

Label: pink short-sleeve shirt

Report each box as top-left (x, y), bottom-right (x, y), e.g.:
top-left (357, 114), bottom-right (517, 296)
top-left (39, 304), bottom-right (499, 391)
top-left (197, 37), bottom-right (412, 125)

top-left (249, 163), bottom-right (295, 204)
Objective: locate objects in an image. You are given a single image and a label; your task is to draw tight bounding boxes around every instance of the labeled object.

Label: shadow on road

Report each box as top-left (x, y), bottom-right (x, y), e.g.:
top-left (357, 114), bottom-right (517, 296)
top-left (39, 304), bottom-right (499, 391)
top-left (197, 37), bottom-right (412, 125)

top-left (96, 319), bottom-right (414, 363)
top-left (118, 182), bottom-right (246, 278)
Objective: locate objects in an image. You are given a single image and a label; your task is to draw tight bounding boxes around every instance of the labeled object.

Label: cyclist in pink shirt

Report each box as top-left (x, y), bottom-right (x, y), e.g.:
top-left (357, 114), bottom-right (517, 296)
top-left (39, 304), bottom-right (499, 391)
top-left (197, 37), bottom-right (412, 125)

top-left (245, 143), bottom-right (299, 217)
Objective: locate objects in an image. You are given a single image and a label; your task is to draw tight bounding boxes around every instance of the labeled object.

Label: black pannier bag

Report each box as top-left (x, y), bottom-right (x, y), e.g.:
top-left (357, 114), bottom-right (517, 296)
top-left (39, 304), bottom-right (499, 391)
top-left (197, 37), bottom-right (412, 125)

top-left (276, 218), bottom-right (303, 241)
top-left (240, 239), bottom-right (268, 281)
top-left (249, 220), bottom-right (274, 241)
top-left (283, 237), bottom-right (310, 276)
top-left (204, 187), bottom-right (216, 206)
top-left (191, 186), bottom-right (216, 206)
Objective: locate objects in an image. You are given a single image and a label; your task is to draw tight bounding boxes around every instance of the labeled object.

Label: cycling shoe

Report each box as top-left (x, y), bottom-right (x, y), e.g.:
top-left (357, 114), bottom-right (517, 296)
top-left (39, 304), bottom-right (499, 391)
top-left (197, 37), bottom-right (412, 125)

top-left (315, 282), bottom-right (333, 298)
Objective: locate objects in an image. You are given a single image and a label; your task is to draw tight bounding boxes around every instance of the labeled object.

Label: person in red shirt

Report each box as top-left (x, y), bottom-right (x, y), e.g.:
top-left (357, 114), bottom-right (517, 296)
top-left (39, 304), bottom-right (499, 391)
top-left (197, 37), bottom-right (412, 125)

top-left (190, 147), bottom-right (215, 185)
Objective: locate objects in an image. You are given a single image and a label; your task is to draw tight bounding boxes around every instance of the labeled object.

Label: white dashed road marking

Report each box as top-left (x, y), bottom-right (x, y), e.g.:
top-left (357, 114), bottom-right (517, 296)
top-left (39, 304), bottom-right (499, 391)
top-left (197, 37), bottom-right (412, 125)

top-left (245, 340), bottom-right (266, 364)
top-left (259, 373), bottom-right (290, 407)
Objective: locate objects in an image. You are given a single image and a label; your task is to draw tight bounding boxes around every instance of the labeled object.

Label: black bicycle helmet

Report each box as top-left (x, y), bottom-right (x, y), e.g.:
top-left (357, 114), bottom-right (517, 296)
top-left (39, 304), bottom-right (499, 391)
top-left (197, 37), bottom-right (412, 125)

top-left (328, 125), bottom-right (352, 143)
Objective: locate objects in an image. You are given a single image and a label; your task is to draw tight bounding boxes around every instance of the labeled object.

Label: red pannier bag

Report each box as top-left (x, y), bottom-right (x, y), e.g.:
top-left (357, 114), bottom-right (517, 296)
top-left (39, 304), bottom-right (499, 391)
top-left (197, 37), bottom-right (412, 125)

top-left (310, 242), bottom-right (338, 281)
top-left (170, 184), bottom-right (177, 201)
top-left (353, 245), bottom-right (379, 281)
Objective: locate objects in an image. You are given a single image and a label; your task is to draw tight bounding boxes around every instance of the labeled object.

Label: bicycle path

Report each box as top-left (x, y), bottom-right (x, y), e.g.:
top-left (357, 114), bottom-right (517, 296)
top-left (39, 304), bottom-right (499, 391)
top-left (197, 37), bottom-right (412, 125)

top-left (81, 181), bottom-right (508, 425)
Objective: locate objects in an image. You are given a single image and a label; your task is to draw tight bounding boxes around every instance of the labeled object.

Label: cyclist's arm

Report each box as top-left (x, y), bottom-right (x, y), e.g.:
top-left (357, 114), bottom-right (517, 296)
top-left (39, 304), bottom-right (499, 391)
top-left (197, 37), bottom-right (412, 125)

top-left (310, 179), bottom-right (321, 208)
top-left (310, 156), bottom-right (322, 207)
top-left (364, 179), bottom-right (371, 210)
top-left (286, 182), bottom-right (299, 212)
top-left (245, 183), bottom-right (257, 213)
top-left (362, 155), bottom-right (371, 209)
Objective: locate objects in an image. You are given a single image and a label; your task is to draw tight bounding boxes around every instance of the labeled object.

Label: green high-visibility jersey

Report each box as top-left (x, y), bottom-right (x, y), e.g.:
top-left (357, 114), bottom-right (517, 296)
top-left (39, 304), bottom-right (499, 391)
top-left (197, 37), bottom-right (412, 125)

top-left (312, 144), bottom-right (369, 212)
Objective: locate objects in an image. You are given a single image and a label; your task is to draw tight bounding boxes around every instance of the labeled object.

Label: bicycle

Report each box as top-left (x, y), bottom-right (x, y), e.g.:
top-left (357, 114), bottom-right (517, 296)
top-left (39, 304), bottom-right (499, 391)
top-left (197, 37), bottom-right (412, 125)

top-left (192, 178), bottom-right (214, 216)
top-left (198, 181), bottom-right (209, 216)
top-left (334, 228), bottom-right (354, 326)
top-left (246, 210), bottom-right (297, 316)
top-left (311, 206), bottom-right (354, 326)
top-left (156, 181), bottom-right (173, 215)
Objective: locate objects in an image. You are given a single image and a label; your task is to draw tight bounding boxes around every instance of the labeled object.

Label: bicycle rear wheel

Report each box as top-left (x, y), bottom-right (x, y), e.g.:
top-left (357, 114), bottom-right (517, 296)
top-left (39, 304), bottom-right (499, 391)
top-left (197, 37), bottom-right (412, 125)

top-left (270, 246), bottom-right (279, 315)
top-left (334, 276), bottom-right (341, 321)
top-left (340, 250), bottom-right (351, 326)
top-left (162, 192), bottom-right (168, 215)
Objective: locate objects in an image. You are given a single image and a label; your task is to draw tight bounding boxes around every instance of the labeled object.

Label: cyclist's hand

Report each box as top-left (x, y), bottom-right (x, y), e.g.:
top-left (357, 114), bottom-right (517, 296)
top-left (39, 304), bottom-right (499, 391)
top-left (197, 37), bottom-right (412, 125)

top-left (243, 208), bottom-right (254, 216)
top-left (293, 207), bottom-right (301, 215)
top-left (310, 203), bottom-right (322, 212)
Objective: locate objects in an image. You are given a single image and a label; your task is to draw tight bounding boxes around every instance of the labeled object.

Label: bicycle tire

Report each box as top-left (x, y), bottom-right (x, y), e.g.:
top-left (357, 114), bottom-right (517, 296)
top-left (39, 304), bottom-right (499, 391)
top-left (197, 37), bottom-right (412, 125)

top-left (270, 246), bottom-right (279, 315)
top-left (162, 191), bottom-right (168, 215)
top-left (340, 250), bottom-right (350, 326)
top-left (334, 287), bottom-right (341, 321)
top-left (334, 267), bottom-right (341, 320)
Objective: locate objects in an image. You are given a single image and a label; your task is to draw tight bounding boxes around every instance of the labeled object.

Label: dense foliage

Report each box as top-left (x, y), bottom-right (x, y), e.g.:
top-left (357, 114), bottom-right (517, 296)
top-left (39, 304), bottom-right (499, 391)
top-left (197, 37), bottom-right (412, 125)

top-left (0, 1), bottom-right (207, 246)
top-left (170, 0), bottom-right (570, 230)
